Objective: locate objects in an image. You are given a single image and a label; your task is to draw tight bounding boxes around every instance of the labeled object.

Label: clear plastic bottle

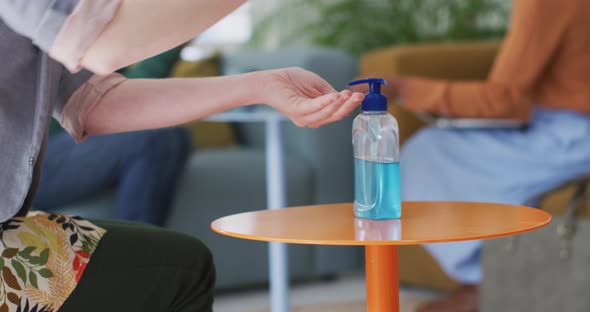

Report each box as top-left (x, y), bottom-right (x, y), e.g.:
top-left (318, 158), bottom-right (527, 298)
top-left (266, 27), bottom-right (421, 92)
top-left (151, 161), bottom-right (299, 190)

top-left (349, 78), bottom-right (401, 220)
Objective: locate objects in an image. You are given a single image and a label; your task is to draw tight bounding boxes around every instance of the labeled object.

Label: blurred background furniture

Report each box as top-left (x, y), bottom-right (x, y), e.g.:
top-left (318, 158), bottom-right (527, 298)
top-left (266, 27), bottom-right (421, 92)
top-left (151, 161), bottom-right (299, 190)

top-left (52, 48), bottom-right (365, 290)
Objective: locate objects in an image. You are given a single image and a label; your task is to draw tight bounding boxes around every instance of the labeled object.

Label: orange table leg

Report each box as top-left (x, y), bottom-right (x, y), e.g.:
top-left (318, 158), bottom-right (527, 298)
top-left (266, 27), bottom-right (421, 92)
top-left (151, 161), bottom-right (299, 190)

top-left (365, 245), bottom-right (399, 312)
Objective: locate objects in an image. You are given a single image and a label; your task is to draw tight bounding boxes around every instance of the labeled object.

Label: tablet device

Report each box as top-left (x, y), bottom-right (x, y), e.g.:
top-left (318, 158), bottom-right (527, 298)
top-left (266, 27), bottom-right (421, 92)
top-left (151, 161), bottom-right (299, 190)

top-left (415, 113), bottom-right (526, 129)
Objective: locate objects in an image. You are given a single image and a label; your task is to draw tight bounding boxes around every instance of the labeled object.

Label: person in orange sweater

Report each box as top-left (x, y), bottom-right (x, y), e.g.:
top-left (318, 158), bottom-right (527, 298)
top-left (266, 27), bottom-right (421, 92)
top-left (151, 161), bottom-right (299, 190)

top-left (357, 0), bottom-right (590, 311)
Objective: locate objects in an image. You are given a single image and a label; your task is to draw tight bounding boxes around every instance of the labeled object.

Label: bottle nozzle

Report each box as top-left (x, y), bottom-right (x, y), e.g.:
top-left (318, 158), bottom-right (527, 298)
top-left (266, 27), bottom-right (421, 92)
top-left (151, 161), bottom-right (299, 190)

top-left (348, 78), bottom-right (388, 112)
top-left (348, 78), bottom-right (387, 94)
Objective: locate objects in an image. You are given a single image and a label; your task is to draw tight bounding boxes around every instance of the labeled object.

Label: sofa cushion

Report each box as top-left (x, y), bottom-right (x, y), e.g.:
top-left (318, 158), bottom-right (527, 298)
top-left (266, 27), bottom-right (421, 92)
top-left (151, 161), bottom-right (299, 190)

top-left (166, 148), bottom-right (318, 288)
top-left (171, 52), bottom-right (238, 148)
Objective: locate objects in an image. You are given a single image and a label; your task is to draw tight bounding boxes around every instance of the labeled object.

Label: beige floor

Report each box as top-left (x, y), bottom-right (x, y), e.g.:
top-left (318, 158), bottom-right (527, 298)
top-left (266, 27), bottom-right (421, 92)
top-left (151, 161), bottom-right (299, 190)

top-left (214, 273), bottom-right (442, 312)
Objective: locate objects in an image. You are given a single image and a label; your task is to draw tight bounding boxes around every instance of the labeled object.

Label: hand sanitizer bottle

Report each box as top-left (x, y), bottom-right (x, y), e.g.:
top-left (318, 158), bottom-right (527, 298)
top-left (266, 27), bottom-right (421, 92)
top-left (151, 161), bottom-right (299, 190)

top-left (348, 78), bottom-right (401, 220)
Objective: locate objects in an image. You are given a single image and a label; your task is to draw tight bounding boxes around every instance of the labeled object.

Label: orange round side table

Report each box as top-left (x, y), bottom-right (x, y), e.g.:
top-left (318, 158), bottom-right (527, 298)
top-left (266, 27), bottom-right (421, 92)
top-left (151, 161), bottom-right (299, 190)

top-left (211, 202), bottom-right (551, 312)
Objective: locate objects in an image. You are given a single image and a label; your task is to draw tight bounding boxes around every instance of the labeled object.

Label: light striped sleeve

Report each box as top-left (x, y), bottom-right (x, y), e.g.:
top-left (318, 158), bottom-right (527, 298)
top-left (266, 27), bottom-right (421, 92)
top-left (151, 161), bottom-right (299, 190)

top-left (55, 71), bottom-right (127, 143)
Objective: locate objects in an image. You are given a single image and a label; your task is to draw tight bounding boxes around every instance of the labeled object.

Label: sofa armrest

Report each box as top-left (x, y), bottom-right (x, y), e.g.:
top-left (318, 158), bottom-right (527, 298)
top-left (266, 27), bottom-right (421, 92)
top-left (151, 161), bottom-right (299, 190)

top-left (361, 40), bottom-right (501, 80)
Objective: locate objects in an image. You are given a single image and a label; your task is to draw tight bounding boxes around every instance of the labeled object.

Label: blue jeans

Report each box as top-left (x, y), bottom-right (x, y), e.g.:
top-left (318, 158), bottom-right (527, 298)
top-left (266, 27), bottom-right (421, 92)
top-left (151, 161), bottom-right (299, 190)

top-left (401, 108), bottom-right (590, 284)
top-left (34, 128), bottom-right (192, 226)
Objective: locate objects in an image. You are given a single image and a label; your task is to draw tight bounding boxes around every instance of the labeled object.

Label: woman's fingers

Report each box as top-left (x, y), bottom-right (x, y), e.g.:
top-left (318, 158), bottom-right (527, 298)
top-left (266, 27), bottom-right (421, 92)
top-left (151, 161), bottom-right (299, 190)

top-left (307, 92), bottom-right (364, 128)
top-left (295, 91), bottom-right (340, 116)
top-left (290, 91), bottom-right (345, 126)
top-left (300, 90), bottom-right (352, 126)
top-left (290, 67), bottom-right (337, 96)
top-left (311, 79), bottom-right (338, 96)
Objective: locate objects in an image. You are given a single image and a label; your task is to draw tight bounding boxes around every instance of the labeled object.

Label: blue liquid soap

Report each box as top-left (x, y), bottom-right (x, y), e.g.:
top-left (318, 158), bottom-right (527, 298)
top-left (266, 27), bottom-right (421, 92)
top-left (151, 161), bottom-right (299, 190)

top-left (354, 159), bottom-right (401, 219)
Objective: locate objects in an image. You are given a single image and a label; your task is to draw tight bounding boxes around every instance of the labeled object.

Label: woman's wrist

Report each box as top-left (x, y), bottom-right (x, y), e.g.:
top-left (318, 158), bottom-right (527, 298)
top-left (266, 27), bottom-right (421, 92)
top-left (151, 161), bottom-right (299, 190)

top-left (233, 70), bottom-right (273, 108)
top-left (256, 69), bottom-right (282, 107)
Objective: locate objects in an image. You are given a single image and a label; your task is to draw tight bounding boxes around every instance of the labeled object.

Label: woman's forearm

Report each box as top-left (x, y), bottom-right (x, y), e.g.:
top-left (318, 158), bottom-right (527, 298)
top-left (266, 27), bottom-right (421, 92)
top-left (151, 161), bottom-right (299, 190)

top-left (84, 67), bottom-right (363, 136)
top-left (81, 0), bottom-right (246, 74)
top-left (85, 71), bottom-right (262, 135)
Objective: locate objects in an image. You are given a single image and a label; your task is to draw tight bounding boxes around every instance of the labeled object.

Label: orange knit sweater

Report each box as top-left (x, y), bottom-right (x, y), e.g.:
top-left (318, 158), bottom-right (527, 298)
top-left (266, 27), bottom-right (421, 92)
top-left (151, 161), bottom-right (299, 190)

top-left (404, 0), bottom-right (590, 122)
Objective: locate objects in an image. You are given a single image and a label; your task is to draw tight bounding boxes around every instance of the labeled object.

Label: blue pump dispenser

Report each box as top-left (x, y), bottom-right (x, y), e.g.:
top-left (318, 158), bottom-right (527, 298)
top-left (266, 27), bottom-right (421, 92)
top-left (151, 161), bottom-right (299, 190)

top-left (348, 78), bottom-right (388, 112)
top-left (349, 78), bottom-right (401, 220)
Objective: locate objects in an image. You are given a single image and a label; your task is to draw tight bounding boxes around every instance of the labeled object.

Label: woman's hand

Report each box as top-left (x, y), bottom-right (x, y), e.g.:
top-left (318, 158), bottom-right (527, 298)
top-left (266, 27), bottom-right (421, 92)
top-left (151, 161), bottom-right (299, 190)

top-left (262, 67), bottom-right (364, 128)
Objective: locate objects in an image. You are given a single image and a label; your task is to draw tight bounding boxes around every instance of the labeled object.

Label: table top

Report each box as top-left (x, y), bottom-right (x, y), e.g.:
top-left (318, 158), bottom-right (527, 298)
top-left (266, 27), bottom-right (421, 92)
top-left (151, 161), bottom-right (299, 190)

top-left (211, 202), bottom-right (551, 246)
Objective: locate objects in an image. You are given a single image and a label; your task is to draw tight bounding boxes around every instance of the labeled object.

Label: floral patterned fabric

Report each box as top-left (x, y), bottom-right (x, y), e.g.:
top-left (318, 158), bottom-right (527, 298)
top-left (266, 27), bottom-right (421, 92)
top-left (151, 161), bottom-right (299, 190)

top-left (0, 213), bottom-right (105, 312)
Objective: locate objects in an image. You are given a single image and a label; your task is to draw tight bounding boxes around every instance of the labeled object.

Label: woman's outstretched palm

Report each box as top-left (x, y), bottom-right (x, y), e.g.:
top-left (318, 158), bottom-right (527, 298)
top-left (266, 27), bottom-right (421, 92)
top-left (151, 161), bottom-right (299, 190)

top-left (264, 67), bottom-right (364, 128)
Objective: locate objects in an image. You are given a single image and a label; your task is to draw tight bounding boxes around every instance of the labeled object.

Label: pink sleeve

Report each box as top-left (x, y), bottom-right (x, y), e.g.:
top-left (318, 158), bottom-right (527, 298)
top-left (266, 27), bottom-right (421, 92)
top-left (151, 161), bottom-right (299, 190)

top-left (49, 0), bottom-right (122, 73)
top-left (60, 73), bottom-right (127, 143)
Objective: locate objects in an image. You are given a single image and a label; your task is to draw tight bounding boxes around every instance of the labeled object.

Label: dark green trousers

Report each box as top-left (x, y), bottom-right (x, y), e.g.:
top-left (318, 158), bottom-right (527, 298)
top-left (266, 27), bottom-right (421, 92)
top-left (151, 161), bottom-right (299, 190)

top-left (58, 220), bottom-right (215, 312)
